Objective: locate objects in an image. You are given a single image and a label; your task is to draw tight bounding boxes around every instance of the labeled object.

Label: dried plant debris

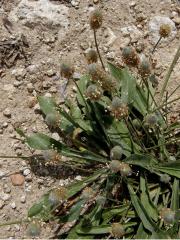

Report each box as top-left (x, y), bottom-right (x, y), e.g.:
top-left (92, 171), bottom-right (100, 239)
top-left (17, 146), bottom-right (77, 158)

top-left (0, 34), bottom-right (29, 68)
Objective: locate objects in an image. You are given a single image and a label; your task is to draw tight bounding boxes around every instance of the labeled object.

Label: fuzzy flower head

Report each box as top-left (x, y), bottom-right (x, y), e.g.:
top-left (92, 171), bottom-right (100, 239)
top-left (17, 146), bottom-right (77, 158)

top-left (48, 187), bottom-right (67, 206)
top-left (88, 64), bottom-right (116, 91)
top-left (110, 160), bottom-right (132, 176)
top-left (60, 61), bottom-right (74, 79)
top-left (86, 84), bottom-right (102, 101)
top-left (42, 150), bottom-right (61, 163)
top-left (86, 49), bottom-right (98, 64)
top-left (160, 208), bottom-right (176, 225)
top-left (110, 145), bottom-right (123, 160)
top-left (159, 24), bottom-right (171, 38)
top-left (110, 97), bottom-right (128, 119)
top-left (81, 187), bottom-right (95, 200)
top-left (27, 222), bottom-right (41, 237)
top-left (144, 114), bottom-right (158, 128)
top-left (111, 223), bottom-right (125, 238)
top-left (45, 111), bottom-right (60, 128)
top-left (89, 9), bottom-right (103, 30)
top-left (139, 56), bottom-right (151, 77)
top-left (122, 46), bottom-right (139, 67)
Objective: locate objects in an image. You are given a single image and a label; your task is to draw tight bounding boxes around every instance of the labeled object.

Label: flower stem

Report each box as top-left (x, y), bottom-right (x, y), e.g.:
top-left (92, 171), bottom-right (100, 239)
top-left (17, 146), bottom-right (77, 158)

top-left (152, 36), bottom-right (162, 54)
top-left (160, 45), bottom-right (180, 102)
top-left (93, 29), bottom-right (105, 70)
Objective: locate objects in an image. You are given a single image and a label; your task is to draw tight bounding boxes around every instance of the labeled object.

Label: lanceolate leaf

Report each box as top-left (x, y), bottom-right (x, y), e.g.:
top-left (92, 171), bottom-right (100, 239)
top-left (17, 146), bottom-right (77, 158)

top-left (140, 176), bottom-right (158, 221)
top-left (128, 184), bottom-right (156, 233)
top-left (26, 133), bottom-right (108, 163)
top-left (67, 169), bottom-right (107, 198)
top-left (170, 178), bottom-right (179, 210)
top-left (38, 96), bottom-right (57, 115)
top-left (156, 161), bottom-right (180, 178)
top-left (108, 62), bottom-right (147, 115)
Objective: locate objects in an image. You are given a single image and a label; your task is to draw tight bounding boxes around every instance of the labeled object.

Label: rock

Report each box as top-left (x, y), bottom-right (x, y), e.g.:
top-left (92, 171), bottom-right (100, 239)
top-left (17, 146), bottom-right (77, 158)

top-left (3, 108), bottom-right (12, 118)
top-left (106, 27), bottom-right (117, 46)
top-left (26, 64), bottom-right (39, 74)
top-left (3, 84), bottom-right (16, 92)
top-left (71, 0), bottom-right (79, 7)
top-left (149, 16), bottom-right (177, 44)
top-left (9, 0), bottom-right (69, 32)
top-left (0, 192), bottom-right (11, 201)
top-left (0, 200), bottom-right (5, 209)
top-left (52, 132), bottom-right (60, 141)
top-left (10, 174), bottom-right (25, 186)
top-left (121, 25), bottom-right (142, 42)
top-left (10, 202), bottom-right (16, 209)
top-left (173, 17), bottom-right (180, 25)
top-left (11, 68), bottom-right (26, 80)
top-left (25, 174), bottom-right (32, 182)
top-left (75, 175), bottom-right (82, 181)
top-left (27, 83), bottom-right (34, 93)
top-left (23, 168), bottom-right (31, 176)
top-left (20, 195), bottom-right (26, 203)
top-left (46, 69), bottom-right (56, 77)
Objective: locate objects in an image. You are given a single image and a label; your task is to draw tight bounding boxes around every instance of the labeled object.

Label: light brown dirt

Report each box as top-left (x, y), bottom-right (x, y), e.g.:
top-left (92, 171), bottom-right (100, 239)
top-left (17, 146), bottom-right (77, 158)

top-left (0, 0), bottom-right (179, 238)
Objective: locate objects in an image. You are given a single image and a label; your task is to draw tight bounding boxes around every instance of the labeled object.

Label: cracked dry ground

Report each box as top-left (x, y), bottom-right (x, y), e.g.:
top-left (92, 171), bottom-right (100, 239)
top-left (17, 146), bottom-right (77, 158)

top-left (0, 0), bottom-right (180, 238)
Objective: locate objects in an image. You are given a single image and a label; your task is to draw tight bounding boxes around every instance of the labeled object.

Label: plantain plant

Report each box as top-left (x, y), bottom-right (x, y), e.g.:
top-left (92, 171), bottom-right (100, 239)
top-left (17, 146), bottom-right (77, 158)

top-left (1, 10), bottom-right (180, 239)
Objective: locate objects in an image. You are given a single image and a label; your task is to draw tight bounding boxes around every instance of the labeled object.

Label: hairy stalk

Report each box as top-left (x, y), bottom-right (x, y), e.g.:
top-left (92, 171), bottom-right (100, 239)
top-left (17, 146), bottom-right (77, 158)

top-left (93, 29), bottom-right (105, 70)
top-left (152, 96), bottom-right (180, 113)
top-left (152, 36), bottom-right (162, 54)
top-left (72, 79), bottom-right (92, 121)
top-left (128, 117), bottom-right (147, 152)
top-left (129, 110), bottom-right (157, 147)
top-left (0, 219), bottom-right (29, 227)
top-left (162, 84), bottom-right (180, 103)
top-left (160, 45), bottom-right (180, 101)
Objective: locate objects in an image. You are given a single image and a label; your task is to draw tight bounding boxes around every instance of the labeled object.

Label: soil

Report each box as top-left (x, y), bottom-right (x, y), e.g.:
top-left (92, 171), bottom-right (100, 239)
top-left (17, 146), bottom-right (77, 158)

top-left (0, 0), bottom-right (179, 238)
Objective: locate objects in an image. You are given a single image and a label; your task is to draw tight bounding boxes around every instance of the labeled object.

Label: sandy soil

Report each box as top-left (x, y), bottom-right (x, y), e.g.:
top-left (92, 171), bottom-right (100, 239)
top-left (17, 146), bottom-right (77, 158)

top-left (0, 0), bottom-right (179, 238)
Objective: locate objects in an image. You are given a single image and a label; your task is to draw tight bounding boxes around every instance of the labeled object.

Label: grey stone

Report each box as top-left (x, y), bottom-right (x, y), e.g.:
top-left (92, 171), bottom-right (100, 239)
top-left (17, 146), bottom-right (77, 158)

top-left (3, 108), bottom-right (11, 118)
top-left (149, 16), bottom-right (177, 43)
top-left (9, 0), bottom-right (69, 32)
top-left (23, 168), bottom-right (31, 176)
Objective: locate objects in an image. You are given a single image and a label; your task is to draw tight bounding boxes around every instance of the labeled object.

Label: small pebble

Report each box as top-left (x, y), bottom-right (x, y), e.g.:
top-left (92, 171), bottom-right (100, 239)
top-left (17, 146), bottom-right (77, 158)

top-left (23, 169), bottom-right (31, 176)
top-left (3, 108), bottom-right (11, 118)
top-left (0, 199), bottom-right (5, 209)
top-left (10, 202), bottom-right (16, 209)
top-left (20, 195), bottom-right (26, 203)
top-left (0, 192), bottom-right (11, 201)
top-left (10, 174), bottom-right (25, 186)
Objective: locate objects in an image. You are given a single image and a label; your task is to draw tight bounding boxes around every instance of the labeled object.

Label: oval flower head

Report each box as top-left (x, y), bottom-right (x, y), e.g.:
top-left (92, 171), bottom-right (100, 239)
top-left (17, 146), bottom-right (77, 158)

top-left (60, 60), bottom-right (74, 79)
top-left (110, 97), bottom-right (129, 120)
top-left (89, 9), bottom-right (103, 30)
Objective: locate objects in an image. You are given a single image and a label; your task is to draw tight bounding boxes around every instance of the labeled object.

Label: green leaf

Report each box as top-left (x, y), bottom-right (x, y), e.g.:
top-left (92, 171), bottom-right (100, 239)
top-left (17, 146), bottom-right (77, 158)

top-left (171, 179), bottom-right (179, 210)
top-left (125, 154), bottom-right (157, 169)
top-left (102, 205), bottom-right (129, 224)
top-left (77, 225), bottom-right (111, 235)
top-left (67, 199), bottom-right (86, 222)
top-left (16, 128), bottom-right (26, 137)
top-left (128, 184), bottom-right (157, 233)
top-left (38, 96), bottom-right (56, 115)
top-left (26, 133), bottom-right (57, 150)
top-left (140, 176), bottom-right (158, 221)
top-left (26, 133), bottom-right (107, 163)
top-left (156, 160), bottom-right (180, 178)
top-left (136, 223), bottom-right (150, 239)
top-left (28, 193), bottom-right (53, 221)
top-left (76, 75), bottom-right (89, 106)
top-left (67, 169), bottom-right (107, 198)
top-left (108, 63), bottom-right (136, 104)
top-left (28, 202), bottom-right (43, 218)
top-left (108, 62), bottom-right (147, 115)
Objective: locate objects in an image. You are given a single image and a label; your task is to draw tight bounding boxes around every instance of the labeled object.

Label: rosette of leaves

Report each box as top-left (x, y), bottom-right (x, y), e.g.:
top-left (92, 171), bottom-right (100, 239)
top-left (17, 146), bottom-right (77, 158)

top-left (11, 46), bottom-right (180, 239)
top-left (3, 44), bottom-right (180, 239)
